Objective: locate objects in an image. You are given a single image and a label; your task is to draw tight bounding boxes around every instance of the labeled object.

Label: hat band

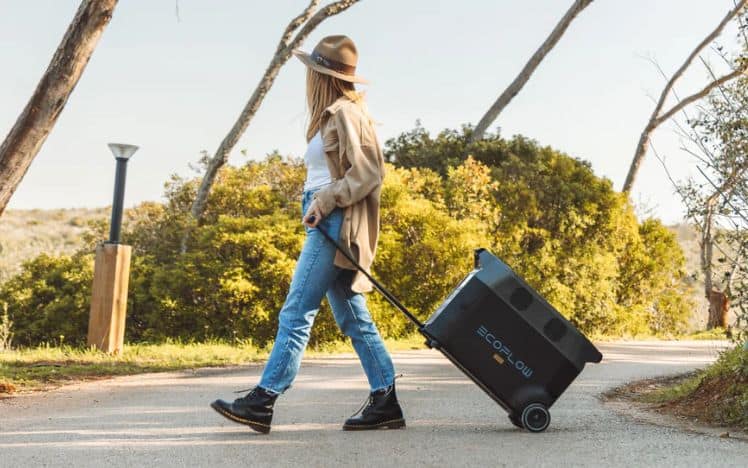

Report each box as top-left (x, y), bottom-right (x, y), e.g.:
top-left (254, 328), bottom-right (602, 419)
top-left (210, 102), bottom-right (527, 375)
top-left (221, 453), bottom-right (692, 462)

top-left (311, 50), bottom-right (356, 75)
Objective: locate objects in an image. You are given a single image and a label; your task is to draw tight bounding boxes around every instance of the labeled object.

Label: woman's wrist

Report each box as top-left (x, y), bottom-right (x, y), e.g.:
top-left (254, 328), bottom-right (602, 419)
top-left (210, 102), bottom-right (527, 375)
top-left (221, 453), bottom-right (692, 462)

top-left (312, 186), bottom-right (338, 216)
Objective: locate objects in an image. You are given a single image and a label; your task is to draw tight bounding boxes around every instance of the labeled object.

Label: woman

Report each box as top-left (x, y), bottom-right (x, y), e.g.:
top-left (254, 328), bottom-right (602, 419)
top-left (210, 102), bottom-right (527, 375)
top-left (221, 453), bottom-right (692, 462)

top-left (210, 35), bottom-right (404, 434)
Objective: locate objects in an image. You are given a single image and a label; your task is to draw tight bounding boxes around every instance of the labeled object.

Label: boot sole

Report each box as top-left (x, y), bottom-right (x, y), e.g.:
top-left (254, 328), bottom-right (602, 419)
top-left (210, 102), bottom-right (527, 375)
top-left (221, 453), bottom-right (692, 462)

top-left (342, 418), bottom-right (406, 431)
top-left (210, 402), bottom-right (271, 434)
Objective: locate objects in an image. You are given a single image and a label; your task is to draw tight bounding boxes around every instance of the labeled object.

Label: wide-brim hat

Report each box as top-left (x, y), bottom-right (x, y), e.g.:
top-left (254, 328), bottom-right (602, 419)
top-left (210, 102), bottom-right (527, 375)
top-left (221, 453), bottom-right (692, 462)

top-left (293, 35), bottom-right (368, 84)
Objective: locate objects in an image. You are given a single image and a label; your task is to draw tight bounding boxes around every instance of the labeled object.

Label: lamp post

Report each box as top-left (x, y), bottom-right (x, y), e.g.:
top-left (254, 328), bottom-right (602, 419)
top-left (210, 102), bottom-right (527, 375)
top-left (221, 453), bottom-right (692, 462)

top-left (106, 143), bottom-right (138, 243)
top-left (87, 143), bottom-right (138, 355)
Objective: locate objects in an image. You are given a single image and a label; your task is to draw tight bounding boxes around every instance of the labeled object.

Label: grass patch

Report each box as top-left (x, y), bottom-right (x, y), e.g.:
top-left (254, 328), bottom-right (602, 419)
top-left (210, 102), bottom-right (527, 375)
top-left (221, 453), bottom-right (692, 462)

top-left (653, 345), bottom-right (747, 430)
top-left (609, 345), bottom-right (748, 431)
top-left (0, 335), bottom-right (426, 396)
top-left (631, 373), bottom-right (702, 405)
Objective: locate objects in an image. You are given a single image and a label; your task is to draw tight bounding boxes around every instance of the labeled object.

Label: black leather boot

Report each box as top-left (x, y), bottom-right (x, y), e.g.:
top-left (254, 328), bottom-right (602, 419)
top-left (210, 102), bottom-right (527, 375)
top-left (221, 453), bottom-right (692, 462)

top-left (210, 386), bottom-right (279, 434)
top-left (343, 382), bottom-right (405, 430)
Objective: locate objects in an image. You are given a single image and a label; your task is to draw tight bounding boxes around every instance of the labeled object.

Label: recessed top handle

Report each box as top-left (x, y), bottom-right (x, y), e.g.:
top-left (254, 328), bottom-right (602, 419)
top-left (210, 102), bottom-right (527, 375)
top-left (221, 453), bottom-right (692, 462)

top-left (473, 248), bottom-right (487, 269)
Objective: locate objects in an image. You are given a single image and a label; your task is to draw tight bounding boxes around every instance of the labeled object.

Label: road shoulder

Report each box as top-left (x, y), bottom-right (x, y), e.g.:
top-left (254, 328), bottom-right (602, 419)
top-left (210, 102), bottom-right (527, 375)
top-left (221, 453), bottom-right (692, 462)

top-left (602, 372), bottom-right (748, 442)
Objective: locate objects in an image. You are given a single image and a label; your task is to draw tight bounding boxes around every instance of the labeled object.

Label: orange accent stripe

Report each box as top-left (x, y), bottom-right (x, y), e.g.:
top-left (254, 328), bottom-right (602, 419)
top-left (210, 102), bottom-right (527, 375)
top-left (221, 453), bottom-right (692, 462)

top-left (493, 353), bottom-right (505, 365)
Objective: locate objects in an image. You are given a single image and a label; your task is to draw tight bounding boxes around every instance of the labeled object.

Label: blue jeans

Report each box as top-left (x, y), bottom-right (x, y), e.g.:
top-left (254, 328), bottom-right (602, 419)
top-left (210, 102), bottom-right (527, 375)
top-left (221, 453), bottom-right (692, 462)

top-left (257, 187), bottom-right (396, 394)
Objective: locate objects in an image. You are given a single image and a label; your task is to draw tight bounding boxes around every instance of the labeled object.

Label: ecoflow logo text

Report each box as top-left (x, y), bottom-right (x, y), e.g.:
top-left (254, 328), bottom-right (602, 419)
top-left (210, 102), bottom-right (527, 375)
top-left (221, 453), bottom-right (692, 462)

top-left (476, 325), bottom-right (534, 379)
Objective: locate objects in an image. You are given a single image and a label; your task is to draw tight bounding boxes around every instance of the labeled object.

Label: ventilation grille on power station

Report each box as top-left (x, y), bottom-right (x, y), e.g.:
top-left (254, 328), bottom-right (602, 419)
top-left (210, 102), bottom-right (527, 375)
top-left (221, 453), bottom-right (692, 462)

top-left (510, 286), bottom-right (533, 311)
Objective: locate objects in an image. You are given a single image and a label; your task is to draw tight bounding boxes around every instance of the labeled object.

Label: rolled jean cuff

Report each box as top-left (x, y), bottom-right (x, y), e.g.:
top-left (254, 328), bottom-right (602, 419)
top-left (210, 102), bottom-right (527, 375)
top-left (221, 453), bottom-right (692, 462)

top-left (258, 385), bottom-right (281, 396)
top-left (371, 382), bottom-right (394, 392)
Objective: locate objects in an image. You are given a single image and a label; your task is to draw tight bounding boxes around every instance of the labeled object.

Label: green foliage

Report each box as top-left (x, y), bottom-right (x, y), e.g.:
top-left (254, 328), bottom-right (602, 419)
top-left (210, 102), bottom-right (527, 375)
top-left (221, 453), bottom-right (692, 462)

top-left (371, 165), bottom-right (493, 335)
top-left (631, 219), bottom-right (693, 334)
top-left (128, 212), bottom-right (304, 344)
top-left (1, 127), bottom-right (695, 345)
top-left (0, 253), bottom-right (93, 347)
top-left (122, 157), bottom-right (314, 344)
top-left (385, 126), bottom-right (693, 335)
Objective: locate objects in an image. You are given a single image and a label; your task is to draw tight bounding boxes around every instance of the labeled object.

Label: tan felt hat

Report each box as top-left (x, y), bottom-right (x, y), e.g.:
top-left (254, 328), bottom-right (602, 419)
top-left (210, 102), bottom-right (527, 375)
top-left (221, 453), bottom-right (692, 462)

top-left (293, 35), bottom-right (368, 84)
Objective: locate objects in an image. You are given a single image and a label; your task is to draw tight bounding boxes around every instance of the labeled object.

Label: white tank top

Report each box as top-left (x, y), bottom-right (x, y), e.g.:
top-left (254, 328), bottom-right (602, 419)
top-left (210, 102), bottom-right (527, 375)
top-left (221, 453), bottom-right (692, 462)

top-left (303, 130), bottom-right (332, 191)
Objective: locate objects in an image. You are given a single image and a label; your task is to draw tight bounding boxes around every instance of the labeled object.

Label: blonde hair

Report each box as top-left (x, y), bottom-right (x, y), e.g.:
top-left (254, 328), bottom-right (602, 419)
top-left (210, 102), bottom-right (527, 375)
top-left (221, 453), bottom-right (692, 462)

top-left (305, 68), bottom-right (370, 142)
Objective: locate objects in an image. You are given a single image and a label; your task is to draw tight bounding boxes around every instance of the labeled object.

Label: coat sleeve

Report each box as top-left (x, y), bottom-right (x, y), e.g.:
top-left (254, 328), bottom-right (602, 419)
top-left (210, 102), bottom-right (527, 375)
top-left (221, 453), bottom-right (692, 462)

top-left (312, 107), bottom-right (382, 216)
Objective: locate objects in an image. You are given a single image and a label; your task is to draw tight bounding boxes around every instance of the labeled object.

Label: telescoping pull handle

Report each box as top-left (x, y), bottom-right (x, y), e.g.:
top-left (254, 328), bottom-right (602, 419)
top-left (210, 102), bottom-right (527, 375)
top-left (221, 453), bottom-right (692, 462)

top-left (307, 216), bottom-right (424, 329)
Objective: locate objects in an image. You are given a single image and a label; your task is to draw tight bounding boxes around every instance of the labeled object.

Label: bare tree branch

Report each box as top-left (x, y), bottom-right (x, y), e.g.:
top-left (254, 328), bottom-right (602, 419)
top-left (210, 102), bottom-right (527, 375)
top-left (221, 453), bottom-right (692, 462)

top-left (679, 143), bottom-right (713, 167)
top-left (735, 0), bottom-right (748, 46)
top-left (275, 0), bottom-right (321, 55)
top-left (646, 56), bottom-right (716, 167)
top-left (0, 0), bottom-right (119, 216)
top-left (646, 55), bottom-right (701, 126)
top-left (697, 165), bottom-right (748, 225)
top-left (651, 144), bottom-right (739, 266)
top-left (622, 0), bottom-right (747, 192)
top-left (700, 55), bottom-right (738, 113)
top-left (469, 0), bottom-right (594, 143)
top-left (674, 113), bottom-right (718, 167)
top-left (285, 0), bottom-right (357, 53)
top-left (655, 68), bottom-right (746, 125)
top-left (651, 144), bottom-right (696, 217)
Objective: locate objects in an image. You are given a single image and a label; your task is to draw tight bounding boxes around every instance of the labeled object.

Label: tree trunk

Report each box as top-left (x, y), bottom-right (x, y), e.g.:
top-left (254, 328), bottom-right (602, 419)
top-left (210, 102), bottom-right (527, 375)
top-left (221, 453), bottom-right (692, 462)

top-left (469, 0), bottom-right (594, 143)
top-left (182, 0), bottom-right (359, 252)
top-left (622, 0), bottom-right (747, 193)
top-left (707, 289), bottom-right (730, 329)
top-left (700, 200), bottom-right (716, 300)
top-left (699, 199), bottom-right (731, 330)
top-left (0, 0), bottom-right (118, 216)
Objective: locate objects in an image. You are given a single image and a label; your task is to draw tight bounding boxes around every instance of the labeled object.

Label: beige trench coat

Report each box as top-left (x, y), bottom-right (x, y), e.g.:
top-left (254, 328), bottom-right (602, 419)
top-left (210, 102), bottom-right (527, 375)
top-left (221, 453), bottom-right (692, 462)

top-left (307, 96), bottom-right (385, 293)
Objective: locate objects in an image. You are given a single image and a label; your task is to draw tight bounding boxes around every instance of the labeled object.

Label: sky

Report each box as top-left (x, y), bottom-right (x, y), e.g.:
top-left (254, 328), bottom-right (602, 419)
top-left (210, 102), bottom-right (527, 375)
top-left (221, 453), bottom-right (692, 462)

top-left (0, 0), bottom-right (742, 224)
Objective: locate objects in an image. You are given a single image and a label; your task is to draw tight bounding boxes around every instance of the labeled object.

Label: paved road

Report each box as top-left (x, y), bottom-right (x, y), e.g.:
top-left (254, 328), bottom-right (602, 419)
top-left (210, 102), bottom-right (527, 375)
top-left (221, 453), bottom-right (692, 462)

top-left (1, 341), bottom-right (745, 467)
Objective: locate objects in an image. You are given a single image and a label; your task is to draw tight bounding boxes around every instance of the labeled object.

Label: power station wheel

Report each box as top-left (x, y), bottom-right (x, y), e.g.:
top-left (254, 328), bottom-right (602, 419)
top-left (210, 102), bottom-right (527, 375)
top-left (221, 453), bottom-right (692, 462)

top-left (508, 414), bottom-right (524, 429)
top-left (520, 403), bottom-right (550, 433)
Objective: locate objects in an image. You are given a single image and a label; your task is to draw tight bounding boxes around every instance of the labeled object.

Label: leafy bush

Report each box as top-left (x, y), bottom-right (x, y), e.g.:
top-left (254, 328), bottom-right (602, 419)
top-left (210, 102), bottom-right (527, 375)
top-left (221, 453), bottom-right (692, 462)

top-left (370, 165), bottom-right (493, 336)
top-left (385, 125), bottom-right (693, 334)
top-left (0, 253), bottom-right (93, 346)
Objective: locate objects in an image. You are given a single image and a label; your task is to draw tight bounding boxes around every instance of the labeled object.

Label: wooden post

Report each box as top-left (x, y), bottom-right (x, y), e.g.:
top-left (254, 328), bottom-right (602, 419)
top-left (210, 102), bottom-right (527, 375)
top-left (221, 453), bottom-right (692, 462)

top-left (87, 243), bottom-right (131, 355)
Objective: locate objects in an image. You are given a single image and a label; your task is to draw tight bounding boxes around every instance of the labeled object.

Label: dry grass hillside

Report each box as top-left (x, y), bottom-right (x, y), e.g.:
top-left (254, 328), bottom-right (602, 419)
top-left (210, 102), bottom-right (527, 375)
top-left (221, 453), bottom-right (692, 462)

top-left (0, 208), bottom-right (108, 283)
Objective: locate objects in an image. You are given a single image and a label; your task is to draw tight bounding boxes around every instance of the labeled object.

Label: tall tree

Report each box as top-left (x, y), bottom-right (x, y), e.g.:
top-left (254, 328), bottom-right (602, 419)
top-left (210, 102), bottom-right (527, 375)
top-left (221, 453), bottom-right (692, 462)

top-left (622, 0), bottom-right (747, 192)
top-left (469, 0), bottom-right (594, 143)
top-left (654, 18), bottom-right (748, 334)
top-left (184, 0), bottom-right (359, 251)
top-left (0, 0), bottom-right (118, 216)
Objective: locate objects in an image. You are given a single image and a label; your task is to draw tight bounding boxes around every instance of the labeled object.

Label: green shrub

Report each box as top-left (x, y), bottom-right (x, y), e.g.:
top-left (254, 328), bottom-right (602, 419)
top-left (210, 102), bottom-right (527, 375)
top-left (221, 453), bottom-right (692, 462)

top-left (385, 126), bottom-right (694, 334)
top-left (0, 253), bottom-right (93, 346)
top-left (370, 165), bottom-right (493, 336)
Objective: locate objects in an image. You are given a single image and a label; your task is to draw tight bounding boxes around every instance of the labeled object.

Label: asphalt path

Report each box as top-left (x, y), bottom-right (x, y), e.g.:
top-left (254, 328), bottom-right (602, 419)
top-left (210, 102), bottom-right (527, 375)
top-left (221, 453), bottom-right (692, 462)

top-left (1, 341), bottom-right (745, 467)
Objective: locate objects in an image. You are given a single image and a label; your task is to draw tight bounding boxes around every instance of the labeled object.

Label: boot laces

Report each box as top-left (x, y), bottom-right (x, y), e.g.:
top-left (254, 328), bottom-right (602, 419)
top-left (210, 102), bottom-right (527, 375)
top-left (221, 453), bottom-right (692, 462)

top-left (356, 385), bottom-right (393, 416)
top-left (354, 394), bottom-right (376, 416)
top-left (233, 387), bottom-right (258, 401)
